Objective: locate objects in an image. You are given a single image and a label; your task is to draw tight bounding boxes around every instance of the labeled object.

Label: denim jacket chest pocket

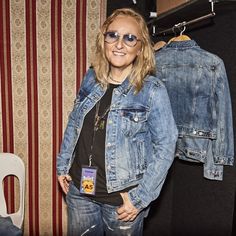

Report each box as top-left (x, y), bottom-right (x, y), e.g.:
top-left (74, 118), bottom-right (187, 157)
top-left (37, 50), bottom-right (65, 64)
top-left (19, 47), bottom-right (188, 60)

top-left (120, 109), bottom-right (148, 137)
top-left (116, 108), bottom-right (149, 179)
top-left (71, 92), bottom-right (96, 128)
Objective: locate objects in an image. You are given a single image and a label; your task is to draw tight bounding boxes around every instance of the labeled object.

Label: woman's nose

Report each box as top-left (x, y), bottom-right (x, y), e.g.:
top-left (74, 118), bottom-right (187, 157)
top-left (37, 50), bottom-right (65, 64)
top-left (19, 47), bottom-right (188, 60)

top-left (115, 37), bottom-right (124, 49)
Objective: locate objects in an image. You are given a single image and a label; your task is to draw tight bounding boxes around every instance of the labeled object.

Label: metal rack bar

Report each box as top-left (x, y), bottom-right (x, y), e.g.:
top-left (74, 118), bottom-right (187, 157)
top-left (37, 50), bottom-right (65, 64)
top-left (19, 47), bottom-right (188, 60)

top-left (152, 0), bottom-right (216, 36)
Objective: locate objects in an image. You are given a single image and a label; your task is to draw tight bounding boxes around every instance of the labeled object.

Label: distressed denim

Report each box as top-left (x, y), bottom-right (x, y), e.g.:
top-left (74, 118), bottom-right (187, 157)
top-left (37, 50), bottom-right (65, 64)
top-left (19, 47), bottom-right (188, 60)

top-left (0, 216), bottom-right (22, 236)
top-left (66, 182), bottom-right (148, 236)
top-left (57, 68), bottom-right (178, 209)
top-left (155, 40), bottom-right (234, 180)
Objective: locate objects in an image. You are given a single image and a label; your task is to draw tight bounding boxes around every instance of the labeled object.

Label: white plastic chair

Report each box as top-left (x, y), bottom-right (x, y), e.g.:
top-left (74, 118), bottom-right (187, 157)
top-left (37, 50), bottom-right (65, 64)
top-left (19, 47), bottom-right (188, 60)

top-left (0, 153), bottom-right (25, 229)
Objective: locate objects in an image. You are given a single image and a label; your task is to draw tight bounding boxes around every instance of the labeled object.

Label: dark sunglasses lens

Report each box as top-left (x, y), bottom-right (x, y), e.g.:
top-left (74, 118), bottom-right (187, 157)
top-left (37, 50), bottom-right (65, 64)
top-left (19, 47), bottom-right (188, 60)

top-left (105, 32), bottom-right (118, 43)
top-left (104, 32), bottom-right (138, 47)
top-left (108, 32), bottom-right (118, 38)
top-left (123, 34), bottom-right (137, 46)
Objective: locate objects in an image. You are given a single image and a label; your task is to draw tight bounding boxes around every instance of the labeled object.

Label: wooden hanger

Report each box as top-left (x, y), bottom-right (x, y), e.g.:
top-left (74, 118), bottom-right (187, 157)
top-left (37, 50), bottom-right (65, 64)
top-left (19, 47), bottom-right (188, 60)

top-left (168, 25), bottom-right (191, 43)
top-left (154, 40), bottom-right (166, 51)
top-left (168, 34), bottom-right (191, 42)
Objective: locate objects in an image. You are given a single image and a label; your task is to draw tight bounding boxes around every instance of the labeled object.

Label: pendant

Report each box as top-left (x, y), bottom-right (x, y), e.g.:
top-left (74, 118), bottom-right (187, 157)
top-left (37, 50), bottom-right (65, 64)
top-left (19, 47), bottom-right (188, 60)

top-left (98, 120), bottom-right (105, 130)
top-left (95, 115), bottom-right (105, 130)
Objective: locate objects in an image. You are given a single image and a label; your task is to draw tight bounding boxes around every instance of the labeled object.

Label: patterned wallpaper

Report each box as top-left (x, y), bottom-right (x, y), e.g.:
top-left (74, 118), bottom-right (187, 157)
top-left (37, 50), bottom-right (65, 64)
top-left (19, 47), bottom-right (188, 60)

top-left (0, 0), bottom-right (107, 235)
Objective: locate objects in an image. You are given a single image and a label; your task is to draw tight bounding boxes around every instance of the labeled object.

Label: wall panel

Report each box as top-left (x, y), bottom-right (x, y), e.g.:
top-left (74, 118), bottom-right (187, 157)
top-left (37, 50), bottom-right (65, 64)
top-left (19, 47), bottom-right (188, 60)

top-left (0, 0), bottom-right (107, 235)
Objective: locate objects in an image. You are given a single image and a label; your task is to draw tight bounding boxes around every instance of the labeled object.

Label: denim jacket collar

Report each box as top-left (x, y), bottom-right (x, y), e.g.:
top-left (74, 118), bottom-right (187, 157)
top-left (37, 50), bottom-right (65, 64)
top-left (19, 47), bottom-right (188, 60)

top-left (116, 77), bottom-right (133, 95)
top-left (166, 39), bottom-right (199, 49)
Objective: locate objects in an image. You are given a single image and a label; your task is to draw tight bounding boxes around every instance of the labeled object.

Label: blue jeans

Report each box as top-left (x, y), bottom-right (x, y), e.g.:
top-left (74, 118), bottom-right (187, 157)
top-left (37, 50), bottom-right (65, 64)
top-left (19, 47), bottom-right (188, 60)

top-left (66, 182), bottom-right (148, 236)
top-left (0, 216), bottom-right (22, 236)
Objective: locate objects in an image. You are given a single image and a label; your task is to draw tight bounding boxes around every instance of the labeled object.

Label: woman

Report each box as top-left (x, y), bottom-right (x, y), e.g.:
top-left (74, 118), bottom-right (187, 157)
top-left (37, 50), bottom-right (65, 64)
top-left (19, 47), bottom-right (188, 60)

top-left (57, 8), bottom-right (178, 236)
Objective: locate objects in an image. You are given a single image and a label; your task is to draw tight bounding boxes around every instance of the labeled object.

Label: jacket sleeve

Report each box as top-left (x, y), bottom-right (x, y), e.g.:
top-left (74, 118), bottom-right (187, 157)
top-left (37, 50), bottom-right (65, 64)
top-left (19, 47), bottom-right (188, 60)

top-left (213, 60), bottom-right (234, 166)
top-left (128, 81), bottom-right (178, 210)
top-left (56, 68), bottom-right (95, 175)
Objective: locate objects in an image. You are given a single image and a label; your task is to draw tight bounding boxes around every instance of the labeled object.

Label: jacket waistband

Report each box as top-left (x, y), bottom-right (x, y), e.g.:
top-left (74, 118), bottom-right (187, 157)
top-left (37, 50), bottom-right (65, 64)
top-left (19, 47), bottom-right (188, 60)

top-left (177, 126), bottom-right (216, 139)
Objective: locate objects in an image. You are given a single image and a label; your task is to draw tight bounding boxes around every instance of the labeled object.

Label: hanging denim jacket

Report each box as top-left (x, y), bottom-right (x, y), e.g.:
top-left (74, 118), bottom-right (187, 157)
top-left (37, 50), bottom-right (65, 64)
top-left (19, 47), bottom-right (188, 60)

top-left (155, 40), bottom-right (234, 180)
top-left (57, 68), bottom-right (178, 209)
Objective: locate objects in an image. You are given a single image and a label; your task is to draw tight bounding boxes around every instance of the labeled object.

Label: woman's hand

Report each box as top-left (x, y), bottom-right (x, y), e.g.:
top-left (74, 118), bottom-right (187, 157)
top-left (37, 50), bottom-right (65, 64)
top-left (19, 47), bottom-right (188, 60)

top-left (58, 175), bottom-right (72, 194)
top-left (117, 192), bottom-right (140, 222)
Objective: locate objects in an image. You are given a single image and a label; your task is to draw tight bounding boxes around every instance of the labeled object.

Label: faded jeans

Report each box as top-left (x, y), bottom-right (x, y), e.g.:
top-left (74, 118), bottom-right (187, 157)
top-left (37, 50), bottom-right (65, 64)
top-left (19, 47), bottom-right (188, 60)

top-left (0, 216), bottom-right (22, 236)
top-left (66, 182), bottom-right (148, 236)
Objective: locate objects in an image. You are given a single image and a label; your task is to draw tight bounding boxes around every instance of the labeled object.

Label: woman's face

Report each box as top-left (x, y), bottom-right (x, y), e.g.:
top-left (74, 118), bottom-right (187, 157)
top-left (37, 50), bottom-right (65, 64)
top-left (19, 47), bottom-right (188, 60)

top-left (104, 15), bottom-right (142, 74)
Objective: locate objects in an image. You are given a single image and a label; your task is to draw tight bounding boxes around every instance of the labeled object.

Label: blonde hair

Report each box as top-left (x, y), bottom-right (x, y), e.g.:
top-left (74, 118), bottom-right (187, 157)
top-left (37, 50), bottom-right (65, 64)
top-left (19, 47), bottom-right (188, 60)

top-left (92, 8), bottom-right (156, 92)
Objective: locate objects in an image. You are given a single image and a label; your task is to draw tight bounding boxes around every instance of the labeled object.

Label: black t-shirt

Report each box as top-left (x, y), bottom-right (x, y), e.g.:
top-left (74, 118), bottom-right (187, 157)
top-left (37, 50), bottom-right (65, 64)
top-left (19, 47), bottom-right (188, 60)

top-left (70, 83), bottom-right (125, 206)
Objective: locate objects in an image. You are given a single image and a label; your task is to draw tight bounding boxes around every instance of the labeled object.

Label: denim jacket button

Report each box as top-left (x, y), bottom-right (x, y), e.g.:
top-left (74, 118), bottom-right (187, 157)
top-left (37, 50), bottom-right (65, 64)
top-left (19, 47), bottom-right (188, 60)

top-left (193, 130), bottom-right (197, 135)
top-left (134, 116), bottom-right (139, 122)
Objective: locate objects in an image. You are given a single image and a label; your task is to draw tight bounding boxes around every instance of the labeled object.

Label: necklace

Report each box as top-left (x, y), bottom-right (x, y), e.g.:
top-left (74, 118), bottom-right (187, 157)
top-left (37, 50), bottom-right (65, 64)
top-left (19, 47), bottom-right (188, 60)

top-left (94, 100), bottom-right (110, 131)
top-left (109, 75), bottom-right (122, 84)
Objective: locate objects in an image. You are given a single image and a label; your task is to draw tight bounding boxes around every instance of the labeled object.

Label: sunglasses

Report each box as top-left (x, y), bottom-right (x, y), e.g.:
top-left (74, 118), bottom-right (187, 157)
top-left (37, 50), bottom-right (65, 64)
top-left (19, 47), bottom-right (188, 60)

top-left (104, 31), bottom-right (141, 47)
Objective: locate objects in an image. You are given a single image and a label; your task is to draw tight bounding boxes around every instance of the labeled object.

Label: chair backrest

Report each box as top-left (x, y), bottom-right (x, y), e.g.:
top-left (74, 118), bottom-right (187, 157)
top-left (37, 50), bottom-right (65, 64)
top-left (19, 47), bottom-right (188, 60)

top-left (0, 153), bottom-right (25, 229)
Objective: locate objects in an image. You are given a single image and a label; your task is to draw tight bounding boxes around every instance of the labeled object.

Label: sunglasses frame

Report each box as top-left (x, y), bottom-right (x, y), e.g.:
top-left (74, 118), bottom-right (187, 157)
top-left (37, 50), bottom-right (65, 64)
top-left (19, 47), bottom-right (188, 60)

top-left (104, 31), bottom-right (141, 47)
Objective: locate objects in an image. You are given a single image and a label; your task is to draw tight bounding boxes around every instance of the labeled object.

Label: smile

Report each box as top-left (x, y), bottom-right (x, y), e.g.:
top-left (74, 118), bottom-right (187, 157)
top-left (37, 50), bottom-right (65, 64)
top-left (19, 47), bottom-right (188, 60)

top-left (113, 51), bottom-right (126, 56)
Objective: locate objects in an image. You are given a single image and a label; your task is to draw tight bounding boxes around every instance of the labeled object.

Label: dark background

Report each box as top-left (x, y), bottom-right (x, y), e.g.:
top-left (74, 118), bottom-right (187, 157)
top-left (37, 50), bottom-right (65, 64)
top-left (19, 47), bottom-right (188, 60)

top-left (107, 1), bottom-right (236, 235)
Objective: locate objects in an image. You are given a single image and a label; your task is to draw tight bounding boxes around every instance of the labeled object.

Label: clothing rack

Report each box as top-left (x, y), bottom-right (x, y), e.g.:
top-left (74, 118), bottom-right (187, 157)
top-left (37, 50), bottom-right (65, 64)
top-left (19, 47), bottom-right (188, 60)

top-left (151, 0), bottom-right (216, 36)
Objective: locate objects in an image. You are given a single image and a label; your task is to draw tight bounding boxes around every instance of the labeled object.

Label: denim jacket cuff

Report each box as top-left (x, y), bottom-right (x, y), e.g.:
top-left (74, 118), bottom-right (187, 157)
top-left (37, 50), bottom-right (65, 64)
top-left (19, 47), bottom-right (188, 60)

top-left (56, 167), bottom-right (67, 176)
top-left (214, 155), bottom-right (234, 166)
top-left (203, 164), bottom-right (224, 181)
top-left (128, 188), bottom-right (147, 210)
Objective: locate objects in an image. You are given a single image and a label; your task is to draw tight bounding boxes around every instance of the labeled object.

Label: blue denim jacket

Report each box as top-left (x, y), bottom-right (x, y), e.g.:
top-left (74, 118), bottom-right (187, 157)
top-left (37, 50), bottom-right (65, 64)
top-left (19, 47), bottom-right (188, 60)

top-left (155, 40), bottom-right (234, 180)
top-left (57, 68), bottom-right (178, 209)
